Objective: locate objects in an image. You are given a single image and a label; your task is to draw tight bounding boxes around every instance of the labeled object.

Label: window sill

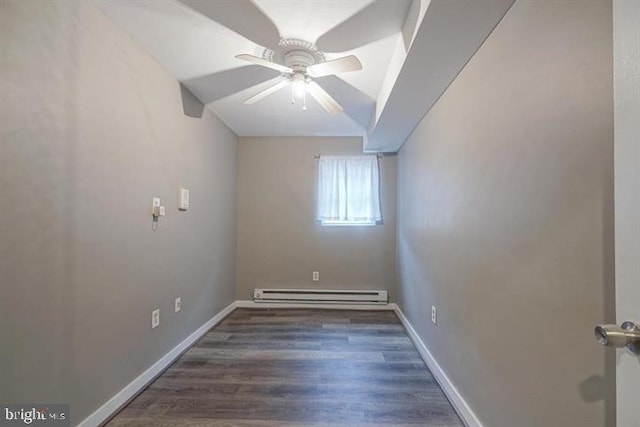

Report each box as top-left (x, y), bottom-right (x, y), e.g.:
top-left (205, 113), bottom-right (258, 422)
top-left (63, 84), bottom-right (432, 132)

top-left (320, 220), bottom-right (377, 227)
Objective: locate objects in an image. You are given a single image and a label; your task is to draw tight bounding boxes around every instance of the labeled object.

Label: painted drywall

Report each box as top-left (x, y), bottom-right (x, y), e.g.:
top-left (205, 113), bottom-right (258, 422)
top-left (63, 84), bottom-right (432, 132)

top-left (395, 1), bottom-right (614, 427)
top-left (0, 1), bottom-right (237, 424)
top-left (236, 137), bottom-right (396, 300)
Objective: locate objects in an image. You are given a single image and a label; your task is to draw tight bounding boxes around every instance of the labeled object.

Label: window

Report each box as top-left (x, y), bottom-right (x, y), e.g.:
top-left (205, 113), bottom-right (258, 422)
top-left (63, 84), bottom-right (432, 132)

top-left (316, 155), bottom-right (382, 226)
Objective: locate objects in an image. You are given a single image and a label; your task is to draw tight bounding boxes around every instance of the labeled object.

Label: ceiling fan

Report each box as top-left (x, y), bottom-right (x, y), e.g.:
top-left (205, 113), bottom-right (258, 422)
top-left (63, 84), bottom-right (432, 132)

top-left (235, 39), bottom-right (362, 115)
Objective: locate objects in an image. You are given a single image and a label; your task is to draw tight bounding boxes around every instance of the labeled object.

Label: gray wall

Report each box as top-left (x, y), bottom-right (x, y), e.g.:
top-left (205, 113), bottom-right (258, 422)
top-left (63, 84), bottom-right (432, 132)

top-left (395, 1), bottom-right (614, 427)
top-left (0, 1), bottom-right (237, 424)
top-left (236, 137), bottom-right (396, 300)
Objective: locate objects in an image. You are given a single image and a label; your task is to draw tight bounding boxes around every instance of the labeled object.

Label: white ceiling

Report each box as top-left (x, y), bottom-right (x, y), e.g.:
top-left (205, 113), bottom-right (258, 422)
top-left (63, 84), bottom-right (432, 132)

top-left (95, 0), bottom-right (411, 137)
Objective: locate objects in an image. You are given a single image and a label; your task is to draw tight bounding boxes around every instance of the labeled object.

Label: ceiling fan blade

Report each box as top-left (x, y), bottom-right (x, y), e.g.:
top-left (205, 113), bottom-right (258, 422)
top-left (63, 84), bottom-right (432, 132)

top-left (306, 82), bottom-right (343, 116)
top-left (183, 65), bottom-right (279, 104)
top-left (307, 55), bottom-right (362, 78)
top-left (236, 54), bottom-right (293, 73)
top-left (179, 0), bottom-right (280, 50)
top-left (314, 75), bottom-right (375, 129)
top-left (244, 80), bottom-right (289, 105)
top-left (316, 0), bottom-right (411, 52)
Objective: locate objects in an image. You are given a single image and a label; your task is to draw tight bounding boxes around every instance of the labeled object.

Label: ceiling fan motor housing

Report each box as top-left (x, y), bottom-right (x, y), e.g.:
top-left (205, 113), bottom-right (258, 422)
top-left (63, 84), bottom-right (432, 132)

top-left (263, 38), bottom-right (326, 74)
top-left (284, 50), bottom-right (315, 72)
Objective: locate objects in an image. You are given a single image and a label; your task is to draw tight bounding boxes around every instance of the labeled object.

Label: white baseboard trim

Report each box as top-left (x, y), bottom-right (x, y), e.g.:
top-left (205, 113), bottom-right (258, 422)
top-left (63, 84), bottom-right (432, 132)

top-left (77, 300), bottom-right (237, 427)
top-left (235, 299), bottom-right (395, 310)
top-left (391, 303), bottom-right (483, 427)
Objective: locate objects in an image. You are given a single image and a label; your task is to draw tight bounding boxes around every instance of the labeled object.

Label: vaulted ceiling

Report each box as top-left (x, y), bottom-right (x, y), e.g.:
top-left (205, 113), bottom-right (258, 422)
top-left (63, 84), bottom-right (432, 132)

top-left (95, 0), bottom-right (515, 151)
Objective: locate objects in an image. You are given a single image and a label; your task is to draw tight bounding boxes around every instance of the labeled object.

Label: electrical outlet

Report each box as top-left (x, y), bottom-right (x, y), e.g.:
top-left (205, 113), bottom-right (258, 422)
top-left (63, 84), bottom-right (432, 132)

top-left (152, 308), bottom-right (160, 329)
top-left (431, 306), bottom-right (437, 325)
top-left (312, 271), bottom-right (319, 281)
top-left (175, 297), bottom-right (181, 313)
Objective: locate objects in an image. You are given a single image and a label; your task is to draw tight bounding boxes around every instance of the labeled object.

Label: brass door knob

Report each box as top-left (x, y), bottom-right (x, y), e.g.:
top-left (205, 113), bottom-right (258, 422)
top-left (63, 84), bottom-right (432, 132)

top-left (595, 321), bottom-right (640, 353)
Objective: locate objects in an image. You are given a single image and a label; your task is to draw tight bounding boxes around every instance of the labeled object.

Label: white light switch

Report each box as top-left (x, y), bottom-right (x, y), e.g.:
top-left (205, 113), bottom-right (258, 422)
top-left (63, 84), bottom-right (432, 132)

top-left (152, 309), bottom-right (160, 329)
top-left (178, 188), bottom-right (190, 210)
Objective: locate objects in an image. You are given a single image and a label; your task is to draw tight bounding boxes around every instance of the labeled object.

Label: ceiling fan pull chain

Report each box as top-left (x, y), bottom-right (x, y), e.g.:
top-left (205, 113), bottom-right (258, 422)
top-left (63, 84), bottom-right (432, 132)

top-left (303, 89), bottom-right (307, 111)
top-left (291, 84), bottom-right (295, 105)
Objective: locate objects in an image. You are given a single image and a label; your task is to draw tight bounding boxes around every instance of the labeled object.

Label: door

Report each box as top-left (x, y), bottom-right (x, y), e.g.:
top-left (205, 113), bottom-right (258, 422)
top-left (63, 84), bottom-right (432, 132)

top-left (613, 1), bottom-right (640, 425)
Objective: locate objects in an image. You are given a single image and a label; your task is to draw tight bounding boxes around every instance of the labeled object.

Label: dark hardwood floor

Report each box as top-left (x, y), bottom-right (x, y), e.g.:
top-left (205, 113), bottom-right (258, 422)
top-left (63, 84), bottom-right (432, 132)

top-left (107, 308), bottom-right (463, 426)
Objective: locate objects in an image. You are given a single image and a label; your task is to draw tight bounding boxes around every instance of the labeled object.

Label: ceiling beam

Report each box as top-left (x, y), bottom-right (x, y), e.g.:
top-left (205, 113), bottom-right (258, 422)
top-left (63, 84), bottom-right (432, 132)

top-left (365, 0), bottom-right (515, 152)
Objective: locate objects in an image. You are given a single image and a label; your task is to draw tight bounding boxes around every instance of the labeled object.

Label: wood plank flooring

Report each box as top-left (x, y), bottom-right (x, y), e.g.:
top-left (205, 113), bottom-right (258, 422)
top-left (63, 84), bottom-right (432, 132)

top-left (107, 308), bottom-right (463, 427)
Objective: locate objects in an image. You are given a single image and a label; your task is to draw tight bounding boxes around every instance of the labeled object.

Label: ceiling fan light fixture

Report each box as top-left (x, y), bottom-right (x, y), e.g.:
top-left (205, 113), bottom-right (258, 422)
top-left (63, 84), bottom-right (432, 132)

top-left (292, 75), bottom-right (306, 97)
top-left (289, 73), bottom-right (308, 110)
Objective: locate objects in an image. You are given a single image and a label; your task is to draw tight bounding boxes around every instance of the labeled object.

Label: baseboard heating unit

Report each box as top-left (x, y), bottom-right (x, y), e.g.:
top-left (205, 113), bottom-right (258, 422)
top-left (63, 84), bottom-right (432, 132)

top-left (253, 288), bottom-right (388, 305)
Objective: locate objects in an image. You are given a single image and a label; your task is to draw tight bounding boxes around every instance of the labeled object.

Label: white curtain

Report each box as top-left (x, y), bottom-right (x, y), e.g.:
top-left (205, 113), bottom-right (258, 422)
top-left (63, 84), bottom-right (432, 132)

top-left (316, 155), bottom-right (382, 224)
